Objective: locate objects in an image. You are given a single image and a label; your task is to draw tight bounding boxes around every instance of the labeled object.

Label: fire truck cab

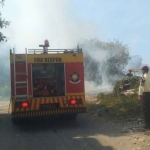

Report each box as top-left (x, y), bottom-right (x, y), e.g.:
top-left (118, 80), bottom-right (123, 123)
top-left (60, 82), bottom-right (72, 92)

top-left (10, 40), bottom-right (86, 123)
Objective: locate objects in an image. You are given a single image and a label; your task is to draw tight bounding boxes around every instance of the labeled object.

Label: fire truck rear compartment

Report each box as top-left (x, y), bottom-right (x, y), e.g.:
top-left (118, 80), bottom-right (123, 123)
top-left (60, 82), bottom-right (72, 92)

top-left (10, 45), bottom-right (87, 121)
top-left (32, 63), bottom-right (65, 97)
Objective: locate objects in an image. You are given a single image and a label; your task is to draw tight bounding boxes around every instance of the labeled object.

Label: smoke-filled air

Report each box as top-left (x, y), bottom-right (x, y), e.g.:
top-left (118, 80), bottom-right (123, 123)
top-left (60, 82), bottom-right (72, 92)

top-left (0, 39), bottom-right (142, 96)
top-left (0, 0), bottom-right (143, 97)
top-left (79, 39), bottom-right (142, 94)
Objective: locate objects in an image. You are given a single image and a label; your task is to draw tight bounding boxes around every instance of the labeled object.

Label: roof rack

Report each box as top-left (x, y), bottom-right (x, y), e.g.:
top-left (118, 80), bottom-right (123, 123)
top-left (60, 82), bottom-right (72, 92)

top-left (28, 48), bottom-right (82, 54)
top-left (28, 44), bottom-right (82, 54)
top-left (10, 42), bottom-right (83, 54)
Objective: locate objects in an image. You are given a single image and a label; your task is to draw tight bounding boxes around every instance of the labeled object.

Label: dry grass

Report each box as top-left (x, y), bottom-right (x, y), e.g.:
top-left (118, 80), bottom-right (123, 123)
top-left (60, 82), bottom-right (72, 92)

top-left (87, 93), bottom-right (143, 118)
top-left (87, 76), bottom-right (143, 118)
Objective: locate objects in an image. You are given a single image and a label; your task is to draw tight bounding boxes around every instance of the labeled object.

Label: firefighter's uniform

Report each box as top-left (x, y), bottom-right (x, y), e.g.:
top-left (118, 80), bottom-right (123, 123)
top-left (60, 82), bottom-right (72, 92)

top-left (139, 73), bottom-right (150, 127)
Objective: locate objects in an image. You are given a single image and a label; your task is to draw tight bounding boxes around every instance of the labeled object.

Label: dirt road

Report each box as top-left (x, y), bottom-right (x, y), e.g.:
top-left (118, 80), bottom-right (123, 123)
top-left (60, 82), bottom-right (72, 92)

top-left (0, 101), bottom-right (150, 150)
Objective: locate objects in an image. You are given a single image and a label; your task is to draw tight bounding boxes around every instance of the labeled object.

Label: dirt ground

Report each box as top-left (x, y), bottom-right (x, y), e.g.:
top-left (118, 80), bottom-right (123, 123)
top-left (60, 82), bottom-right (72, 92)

top-left (0, 100), bottom-right (150, 150)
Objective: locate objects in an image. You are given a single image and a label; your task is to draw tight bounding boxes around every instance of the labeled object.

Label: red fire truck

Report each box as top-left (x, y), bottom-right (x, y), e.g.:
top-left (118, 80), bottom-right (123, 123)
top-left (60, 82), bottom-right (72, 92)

top-left (10, 40), bottom-right (87, 123)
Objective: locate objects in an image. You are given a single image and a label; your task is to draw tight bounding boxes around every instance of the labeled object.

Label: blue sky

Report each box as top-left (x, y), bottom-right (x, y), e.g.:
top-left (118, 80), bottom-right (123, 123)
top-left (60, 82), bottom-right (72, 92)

top-left (1, 0), bottom-right (150, 64)
top-left (68, 0), bottom-right (150, 63)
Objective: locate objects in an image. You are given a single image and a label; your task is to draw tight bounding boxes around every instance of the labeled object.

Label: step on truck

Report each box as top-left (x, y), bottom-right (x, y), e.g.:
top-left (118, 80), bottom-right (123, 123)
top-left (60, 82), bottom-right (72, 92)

top-left (10, 40), bottom-right (87, 123)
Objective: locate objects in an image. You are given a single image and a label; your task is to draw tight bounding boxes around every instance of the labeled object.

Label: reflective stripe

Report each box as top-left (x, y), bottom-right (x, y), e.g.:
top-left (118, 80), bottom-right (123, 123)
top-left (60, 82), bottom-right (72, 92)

top-left (12, 95), bottom-right (86, 112)
top-left (12, 108), bottom-right (87, 117)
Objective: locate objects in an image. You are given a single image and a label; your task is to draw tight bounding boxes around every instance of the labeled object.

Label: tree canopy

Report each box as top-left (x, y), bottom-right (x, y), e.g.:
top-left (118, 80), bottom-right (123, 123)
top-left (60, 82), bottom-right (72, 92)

top-left (0, 0), bottom-right (10, 42)
top-left (80, 39), bottom-right (142, 85)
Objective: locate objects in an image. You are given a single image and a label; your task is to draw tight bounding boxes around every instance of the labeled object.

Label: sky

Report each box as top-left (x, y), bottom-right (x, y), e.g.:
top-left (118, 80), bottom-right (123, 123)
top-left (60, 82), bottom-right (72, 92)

top-left (1, 0), bottom-right (150, 64)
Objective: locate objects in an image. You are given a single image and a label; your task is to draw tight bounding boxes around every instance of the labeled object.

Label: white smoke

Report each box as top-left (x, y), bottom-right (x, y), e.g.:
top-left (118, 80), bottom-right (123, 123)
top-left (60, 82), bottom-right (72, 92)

top-left (81, 41), bottom-right (142, 94)
top-left (0, 0), bottom-right (143, 95)
top-left (85, 81), bottom-right (113, 94)
top-left (125, 55), bottom-right (142, 75)
top-left (1, 0), bottom-right (97, 52)
top-left (0, 42), bottom-right (11, 69)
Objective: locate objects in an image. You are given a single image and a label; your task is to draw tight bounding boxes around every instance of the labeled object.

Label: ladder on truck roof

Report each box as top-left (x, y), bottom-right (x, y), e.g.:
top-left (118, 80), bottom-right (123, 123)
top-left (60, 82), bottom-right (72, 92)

top-left (13, 48), bottom-right (28, 100)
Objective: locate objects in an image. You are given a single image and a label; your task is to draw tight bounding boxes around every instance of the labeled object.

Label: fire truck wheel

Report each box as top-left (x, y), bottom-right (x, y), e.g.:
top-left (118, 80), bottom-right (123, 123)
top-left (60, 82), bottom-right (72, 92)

top-left (68, 113), bottom-right (77, 120)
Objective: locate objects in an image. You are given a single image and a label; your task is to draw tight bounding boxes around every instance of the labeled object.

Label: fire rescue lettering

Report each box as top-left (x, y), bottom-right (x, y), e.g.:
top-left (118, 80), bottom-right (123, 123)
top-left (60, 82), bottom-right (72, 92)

top-left (34, 57), bottom-right (62, 63)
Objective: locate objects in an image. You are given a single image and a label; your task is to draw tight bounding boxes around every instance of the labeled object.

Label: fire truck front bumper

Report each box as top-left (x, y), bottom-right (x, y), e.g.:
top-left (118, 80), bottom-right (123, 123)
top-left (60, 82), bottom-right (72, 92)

top-left (12, 107), bottom-right (87, 118)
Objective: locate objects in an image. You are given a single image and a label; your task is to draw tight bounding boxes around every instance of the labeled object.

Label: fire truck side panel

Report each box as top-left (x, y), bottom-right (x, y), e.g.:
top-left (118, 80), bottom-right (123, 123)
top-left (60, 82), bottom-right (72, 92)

top-left (10, 64), bottom-right (14, 97)
top-left (65, 62), bottom-right (84, 93)
top-left (15, 63), bottom-right (26, 73)
top-left (10, 63), bottom-right (32, 97)
top-left (28, 64), bottom-right (32, 96)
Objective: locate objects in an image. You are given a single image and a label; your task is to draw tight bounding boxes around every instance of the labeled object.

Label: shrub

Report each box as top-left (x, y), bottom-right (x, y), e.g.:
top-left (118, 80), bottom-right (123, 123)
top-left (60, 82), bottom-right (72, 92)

top-left (88, 93), bottom-right (143, 118)
top-left (113, 76), bottom-right (140, 96)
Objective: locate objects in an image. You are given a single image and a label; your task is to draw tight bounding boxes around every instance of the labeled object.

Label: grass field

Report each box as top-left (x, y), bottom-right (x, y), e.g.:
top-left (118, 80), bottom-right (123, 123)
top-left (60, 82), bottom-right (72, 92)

top-left (87, 76), bottom-right (143, 118)
top-left (87, 93), bottom-right (143, 118)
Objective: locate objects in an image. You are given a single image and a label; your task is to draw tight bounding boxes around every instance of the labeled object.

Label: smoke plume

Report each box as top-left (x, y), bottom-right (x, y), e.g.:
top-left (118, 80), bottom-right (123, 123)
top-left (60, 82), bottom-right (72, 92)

top-left (0, 1), bottom-right (143, 96)
top-left (80, 39), bottom-right (142, 94)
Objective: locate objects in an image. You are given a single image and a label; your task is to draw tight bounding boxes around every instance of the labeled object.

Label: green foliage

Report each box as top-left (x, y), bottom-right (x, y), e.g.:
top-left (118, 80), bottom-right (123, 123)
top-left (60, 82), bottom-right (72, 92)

top-left (0, 0), bottom-right (10, 42)
top-left (81, 39), bottom-right (130, 84)
top-left (84, 54), bottom-right (102, 84)
top-left (88, 93), bottom-right (142, 118)
top-left (0, 0), bottom-right (5, 6)
top-left (97, 40), bottom-right (130, 77)
top-left (113, 76), bottom-right (140, 96)
top-left (88, 76), bottom-right (142, 118)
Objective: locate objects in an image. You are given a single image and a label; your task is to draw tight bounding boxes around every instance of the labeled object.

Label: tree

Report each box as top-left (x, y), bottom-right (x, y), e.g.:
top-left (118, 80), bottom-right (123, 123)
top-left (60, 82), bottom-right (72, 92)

top-left (79, 39), bottom-right (137, 85)
top-left (0, 0), bottom-right (4, 5)
top-left (0, 0), bottom-right (10, 42)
